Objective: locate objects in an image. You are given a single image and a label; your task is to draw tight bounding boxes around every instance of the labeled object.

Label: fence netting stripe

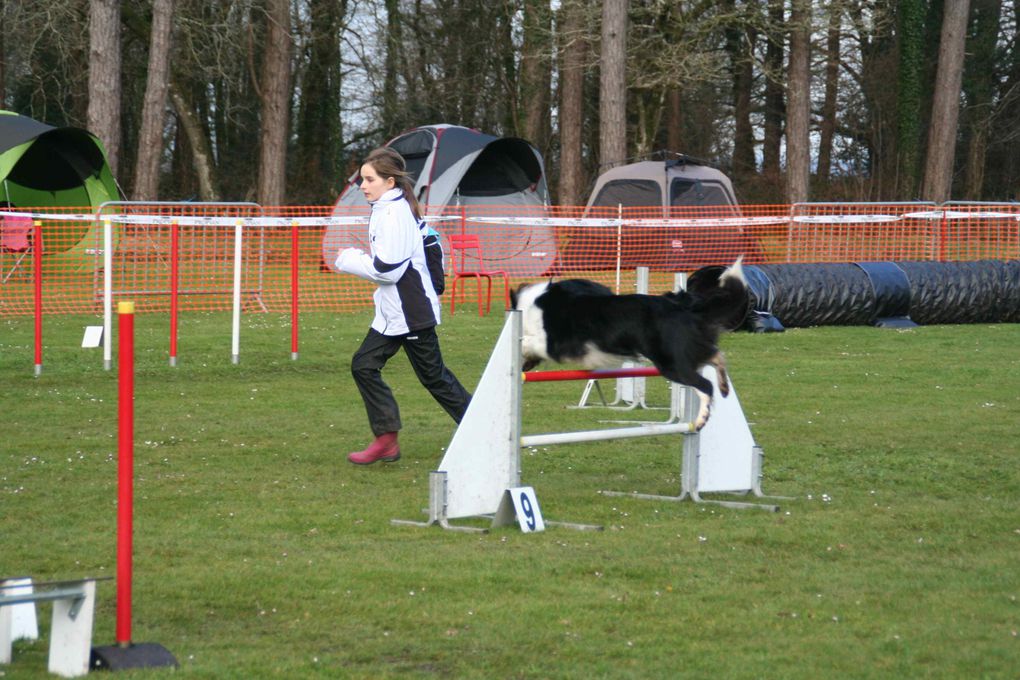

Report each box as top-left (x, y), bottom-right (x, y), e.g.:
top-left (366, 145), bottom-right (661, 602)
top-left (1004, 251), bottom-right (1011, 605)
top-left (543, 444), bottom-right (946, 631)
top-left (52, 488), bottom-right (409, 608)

top-left (2, 203), bottom-right (1018, 317)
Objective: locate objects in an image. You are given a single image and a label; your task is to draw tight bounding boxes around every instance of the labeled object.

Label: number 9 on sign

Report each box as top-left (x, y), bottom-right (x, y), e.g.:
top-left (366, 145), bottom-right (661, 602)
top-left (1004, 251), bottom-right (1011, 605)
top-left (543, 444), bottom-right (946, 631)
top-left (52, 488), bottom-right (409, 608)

top-left (508, 486), bottom-right (545, 533)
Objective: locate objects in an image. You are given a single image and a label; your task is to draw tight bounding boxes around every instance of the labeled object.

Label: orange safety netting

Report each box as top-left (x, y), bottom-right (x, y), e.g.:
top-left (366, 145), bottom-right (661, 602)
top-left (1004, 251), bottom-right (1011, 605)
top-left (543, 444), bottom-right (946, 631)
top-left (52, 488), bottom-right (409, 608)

top-left (1, 202), bottom-right (1018, 317)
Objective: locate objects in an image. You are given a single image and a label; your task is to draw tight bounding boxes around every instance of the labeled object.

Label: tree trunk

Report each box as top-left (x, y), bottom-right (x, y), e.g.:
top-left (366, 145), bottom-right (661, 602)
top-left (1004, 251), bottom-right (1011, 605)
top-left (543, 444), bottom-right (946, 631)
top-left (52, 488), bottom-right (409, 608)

top-left (964, 123), bottom-right (988, 200)
top-left (294, 0), bottom-right (346, 203)
top-left (724, 0), bottom-right (756, 176)
top-left (896, 0), bottom-right (926, 198)
top-left (761, 0), bottom-right (785, 179)
top-left (666, 87), bottom-right (683, 151)
top-left (88, 0), bottom-right (122, 176)
top-left (785, 0), bottom-right (811, 203)
top-left (920, 0), bottom-right (971, 203)
top-left (256, 0), bottom-right (292, 206)
top-left (962, 0), bottom-right (1002, 200)
top-left (131, 0), bottom-right (174, 201)
top-left (521, 0), bottom-right (552, 155)
top-left (382, 0), bottom-right (404, 133)
top-left (816, 3), bottom-right (840, 184)
top-left (0, 8), bottom-right (6, 106)
top-left (599, 0), bottom-right (627, 170)
top-left (169, 85), bottom-right (220, 202)
top-left (557, 0), bottom-right (587, 207)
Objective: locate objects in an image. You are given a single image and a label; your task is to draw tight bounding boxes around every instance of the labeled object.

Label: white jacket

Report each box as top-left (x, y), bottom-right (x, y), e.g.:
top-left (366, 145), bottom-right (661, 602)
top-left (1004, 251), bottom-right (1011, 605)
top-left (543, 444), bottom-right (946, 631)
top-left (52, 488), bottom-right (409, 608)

top-left (335, 188), bottom-right (441, 335)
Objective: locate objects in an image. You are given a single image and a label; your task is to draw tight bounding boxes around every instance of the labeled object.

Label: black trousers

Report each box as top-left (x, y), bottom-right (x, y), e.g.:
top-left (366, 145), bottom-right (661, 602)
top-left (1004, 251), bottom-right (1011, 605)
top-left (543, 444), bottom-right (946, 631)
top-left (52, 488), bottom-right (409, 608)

top-left (351, 326), bottom-right (472, 436)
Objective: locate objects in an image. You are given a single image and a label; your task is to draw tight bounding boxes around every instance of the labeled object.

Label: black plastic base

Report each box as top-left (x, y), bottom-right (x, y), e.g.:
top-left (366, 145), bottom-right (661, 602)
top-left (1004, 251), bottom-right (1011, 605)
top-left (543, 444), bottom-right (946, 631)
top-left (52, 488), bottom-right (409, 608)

top-left (91, 642), bottom-right (178, 672)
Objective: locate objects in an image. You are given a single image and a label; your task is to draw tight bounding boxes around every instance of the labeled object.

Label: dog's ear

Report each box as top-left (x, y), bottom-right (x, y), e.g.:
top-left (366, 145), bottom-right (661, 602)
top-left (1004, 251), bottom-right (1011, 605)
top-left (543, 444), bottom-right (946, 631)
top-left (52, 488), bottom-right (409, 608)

top-left (510, 283), bottom-right (530, 310)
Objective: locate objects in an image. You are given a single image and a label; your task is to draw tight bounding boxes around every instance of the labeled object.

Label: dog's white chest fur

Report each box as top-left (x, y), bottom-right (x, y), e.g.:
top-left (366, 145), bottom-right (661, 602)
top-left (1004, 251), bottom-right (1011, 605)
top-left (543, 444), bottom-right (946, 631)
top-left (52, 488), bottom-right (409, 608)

top-left (516, 281), bottom-right (552, 362)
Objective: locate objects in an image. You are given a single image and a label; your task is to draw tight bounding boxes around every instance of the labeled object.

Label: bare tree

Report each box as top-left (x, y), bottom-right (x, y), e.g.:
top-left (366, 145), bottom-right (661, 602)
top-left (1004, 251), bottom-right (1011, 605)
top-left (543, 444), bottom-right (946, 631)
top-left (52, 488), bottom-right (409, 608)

top-left (921, 0), bottom-right (971, 202)
top-left (0, 7), bottom-right (6, 106)
top-left (169, 84), bottom-right (220, 201)
top-left (88, 0), bottom-right (122, 175)
top-left (520, 0), bottom-right (552, 154)
top-left (293, 0), bottom-right (348, 203)
top-left (256, 0), bottom-right (292, 206)
top-left (557, 0), bottom-right (588, 206)
top-left (785, 0), bottom-right (811, 203)
top-left (817, 2), bottom-right (841, 184)
top-left (665, 87), bottom-right (683, 151)
top-left (761, 0), bottom-right (785, 180)
top-left (599, 0), bottom-right (627, 170)
top-left (962, 0), bottom-right (1003, 199)
top-left (725, 0), bottom-right (757, 176)
top-left (131, 0), bottom-right (174, 201)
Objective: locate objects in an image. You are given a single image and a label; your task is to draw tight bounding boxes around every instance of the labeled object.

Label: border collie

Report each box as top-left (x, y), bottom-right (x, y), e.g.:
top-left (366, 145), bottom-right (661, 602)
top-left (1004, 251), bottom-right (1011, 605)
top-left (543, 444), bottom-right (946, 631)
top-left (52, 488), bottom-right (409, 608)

top-left (510, 259), bottom-right (748, 430)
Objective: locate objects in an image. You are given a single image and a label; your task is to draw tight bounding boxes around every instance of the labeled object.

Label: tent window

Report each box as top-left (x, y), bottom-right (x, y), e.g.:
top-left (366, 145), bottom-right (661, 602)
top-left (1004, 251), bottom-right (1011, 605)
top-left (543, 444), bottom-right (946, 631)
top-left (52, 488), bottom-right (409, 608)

top-left (670, 179), bottom-right (731, 207)
top-left (590, 180), bottom-right (661, 208)
top-left (402, 156), bottom-right (429, 184)
top-left (389, 129), bottom-right (436, 183)
top-left (458, 141), bottom-right (540, 196)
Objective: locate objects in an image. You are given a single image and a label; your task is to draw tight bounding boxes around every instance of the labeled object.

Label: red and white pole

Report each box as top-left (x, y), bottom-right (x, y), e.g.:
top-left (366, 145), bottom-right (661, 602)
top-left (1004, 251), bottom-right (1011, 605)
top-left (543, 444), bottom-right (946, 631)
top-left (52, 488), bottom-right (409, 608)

top-left (116, 300), bottom-right (135, 646)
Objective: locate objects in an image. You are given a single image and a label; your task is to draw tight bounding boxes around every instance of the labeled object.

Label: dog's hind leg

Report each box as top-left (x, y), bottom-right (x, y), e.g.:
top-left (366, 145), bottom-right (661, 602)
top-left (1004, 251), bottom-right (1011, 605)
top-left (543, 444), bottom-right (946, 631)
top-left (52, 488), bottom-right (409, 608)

top-left (710, 351), bottom-right (730, 398)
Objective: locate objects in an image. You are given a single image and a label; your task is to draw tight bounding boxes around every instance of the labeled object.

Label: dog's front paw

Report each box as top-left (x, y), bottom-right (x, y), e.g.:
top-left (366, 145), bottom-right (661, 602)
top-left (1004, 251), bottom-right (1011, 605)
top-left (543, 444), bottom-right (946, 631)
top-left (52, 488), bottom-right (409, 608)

top-left (694, 405), bottom-right (711, 431)
top-left (521, 357), bottom-right (541, 372)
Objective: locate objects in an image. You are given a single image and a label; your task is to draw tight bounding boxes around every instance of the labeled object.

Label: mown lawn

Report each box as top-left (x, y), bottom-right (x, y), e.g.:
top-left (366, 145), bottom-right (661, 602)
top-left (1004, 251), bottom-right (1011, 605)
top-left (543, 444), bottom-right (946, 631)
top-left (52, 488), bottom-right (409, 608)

top-left (1, 308), bottom-right (1018, 679)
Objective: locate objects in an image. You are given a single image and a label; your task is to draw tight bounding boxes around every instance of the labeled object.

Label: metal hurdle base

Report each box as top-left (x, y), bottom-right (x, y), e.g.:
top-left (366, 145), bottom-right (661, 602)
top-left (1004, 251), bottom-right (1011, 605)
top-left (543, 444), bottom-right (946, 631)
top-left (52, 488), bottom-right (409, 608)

top-left (392, 472), bottom-right (603, 533)
top-left (601, 445), bottom-right (791, 512)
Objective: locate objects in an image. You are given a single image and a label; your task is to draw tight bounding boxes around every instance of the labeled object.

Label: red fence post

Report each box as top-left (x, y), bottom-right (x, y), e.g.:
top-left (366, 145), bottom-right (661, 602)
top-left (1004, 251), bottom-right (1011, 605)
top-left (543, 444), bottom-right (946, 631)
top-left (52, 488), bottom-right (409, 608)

top-left (116, 300), bottom-right (135, 646)
top-left (92, 299), bottom-right (178, 668)
top-left (291, 220), bottom-right (299, 360)
top-left (32, 220), bottom-right (43, 375)
top-left (169, 221), bottom-right (179, 366)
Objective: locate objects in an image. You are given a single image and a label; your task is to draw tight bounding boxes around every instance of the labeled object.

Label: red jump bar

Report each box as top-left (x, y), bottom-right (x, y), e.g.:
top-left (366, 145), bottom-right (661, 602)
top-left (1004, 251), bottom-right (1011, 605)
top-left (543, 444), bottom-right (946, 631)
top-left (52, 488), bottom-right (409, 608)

top-left (523, 366), bottom-right (661, 382)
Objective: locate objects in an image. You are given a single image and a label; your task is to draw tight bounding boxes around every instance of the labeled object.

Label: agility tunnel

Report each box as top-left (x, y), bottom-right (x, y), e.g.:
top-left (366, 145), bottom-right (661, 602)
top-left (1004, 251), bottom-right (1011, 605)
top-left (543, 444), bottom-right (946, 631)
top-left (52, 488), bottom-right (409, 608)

top-left (743, 259), bottom-right (1020, 331)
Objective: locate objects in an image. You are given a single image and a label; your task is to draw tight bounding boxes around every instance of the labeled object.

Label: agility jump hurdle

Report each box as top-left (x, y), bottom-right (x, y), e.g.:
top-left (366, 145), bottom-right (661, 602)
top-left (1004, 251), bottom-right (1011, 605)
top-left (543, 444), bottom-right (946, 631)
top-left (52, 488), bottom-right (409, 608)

top-left (0, 577), bottom-right (102, 678)
top-left (393, 311), bottom-right (782, 533)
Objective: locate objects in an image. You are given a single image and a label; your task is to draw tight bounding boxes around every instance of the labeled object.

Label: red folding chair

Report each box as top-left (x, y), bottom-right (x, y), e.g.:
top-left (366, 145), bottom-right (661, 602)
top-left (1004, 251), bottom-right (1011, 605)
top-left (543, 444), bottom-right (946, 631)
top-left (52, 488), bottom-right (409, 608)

top-left (1, 213), bottom-right (33, 283)
top-left (448, 233), bottom-right (509, 316)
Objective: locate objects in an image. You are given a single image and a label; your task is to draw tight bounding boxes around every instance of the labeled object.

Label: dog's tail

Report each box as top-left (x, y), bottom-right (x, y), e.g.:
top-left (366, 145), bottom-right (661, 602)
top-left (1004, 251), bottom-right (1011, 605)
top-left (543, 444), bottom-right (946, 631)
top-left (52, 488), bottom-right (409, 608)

top-left (689, 257), bottom-right (749, 330)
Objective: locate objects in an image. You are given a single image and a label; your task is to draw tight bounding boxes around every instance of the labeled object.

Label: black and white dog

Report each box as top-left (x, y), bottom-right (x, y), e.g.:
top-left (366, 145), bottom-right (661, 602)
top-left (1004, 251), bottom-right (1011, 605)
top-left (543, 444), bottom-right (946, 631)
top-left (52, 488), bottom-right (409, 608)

top-left (510, 259), bottom-right (748, 430)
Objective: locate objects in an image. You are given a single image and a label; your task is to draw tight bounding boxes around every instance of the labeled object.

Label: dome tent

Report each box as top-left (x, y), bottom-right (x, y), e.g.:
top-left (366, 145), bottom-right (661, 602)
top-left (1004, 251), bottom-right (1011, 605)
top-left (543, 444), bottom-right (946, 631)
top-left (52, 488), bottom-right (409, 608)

top-left (327, 124), bottom-right (555, 276)
top-left (335, 124), bottom-right (549, 211)
top-left (0, 110), bottom-right (121, 265)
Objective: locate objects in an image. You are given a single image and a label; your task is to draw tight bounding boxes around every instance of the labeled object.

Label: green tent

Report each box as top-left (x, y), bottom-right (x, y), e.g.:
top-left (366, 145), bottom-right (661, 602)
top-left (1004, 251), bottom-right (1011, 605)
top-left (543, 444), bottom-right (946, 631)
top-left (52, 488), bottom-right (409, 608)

top-left (0, 110), bottom-right (121, 266)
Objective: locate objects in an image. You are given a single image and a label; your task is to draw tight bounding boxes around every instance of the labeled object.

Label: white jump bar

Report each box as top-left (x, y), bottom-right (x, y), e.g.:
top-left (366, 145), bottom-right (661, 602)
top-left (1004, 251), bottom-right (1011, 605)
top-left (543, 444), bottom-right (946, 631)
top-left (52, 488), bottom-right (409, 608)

top-left (521, 421), bottom-right (695, 448)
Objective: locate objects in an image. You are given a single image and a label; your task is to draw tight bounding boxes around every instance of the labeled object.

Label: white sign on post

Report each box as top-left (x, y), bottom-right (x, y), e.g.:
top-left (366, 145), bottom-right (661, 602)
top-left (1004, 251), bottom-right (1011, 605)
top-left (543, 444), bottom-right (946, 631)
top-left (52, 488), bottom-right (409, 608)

top-left (81, 326), bottom-right (104, 348)
top-left (494, 486), bottom-right (545, 533)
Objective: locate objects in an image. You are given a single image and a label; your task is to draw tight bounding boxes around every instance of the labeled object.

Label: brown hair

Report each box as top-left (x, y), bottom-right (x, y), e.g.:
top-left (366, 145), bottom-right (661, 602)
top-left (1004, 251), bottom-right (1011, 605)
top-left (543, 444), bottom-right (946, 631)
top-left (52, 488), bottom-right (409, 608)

top-left (362, 147), bottom-right (422, 220)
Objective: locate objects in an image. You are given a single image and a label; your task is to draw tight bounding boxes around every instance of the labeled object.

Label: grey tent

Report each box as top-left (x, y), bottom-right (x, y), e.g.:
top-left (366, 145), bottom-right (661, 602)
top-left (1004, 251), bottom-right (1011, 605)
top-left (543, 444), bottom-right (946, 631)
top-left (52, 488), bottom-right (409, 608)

top-left (326, 124), bottom-right (556, 275)
top-left (334, 124), bottom-right (549, 211)
top-left (553, 157), bottom-right (761, 271)
top-left (585, 158), bottom-right (738, 212)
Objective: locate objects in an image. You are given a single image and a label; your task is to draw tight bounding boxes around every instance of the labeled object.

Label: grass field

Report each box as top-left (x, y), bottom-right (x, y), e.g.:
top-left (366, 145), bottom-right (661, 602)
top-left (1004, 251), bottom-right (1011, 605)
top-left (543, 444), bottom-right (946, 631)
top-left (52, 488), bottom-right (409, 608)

top-left (1, 308), bottom-right (1018, 679)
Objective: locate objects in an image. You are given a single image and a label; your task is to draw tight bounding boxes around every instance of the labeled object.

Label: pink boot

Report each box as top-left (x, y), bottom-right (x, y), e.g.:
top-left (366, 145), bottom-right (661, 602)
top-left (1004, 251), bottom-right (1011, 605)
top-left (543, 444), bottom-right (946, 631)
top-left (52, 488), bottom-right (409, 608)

top-left (347, 432), bottom-right (400, 465)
